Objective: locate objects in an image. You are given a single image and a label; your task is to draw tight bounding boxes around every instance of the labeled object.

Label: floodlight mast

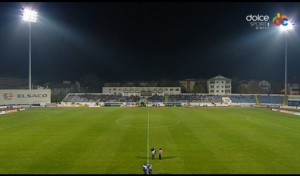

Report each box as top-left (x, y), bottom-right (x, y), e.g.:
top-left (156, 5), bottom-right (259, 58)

top-left (280, 22), bottom-right (293, 105)
top-left (285, 30), bottom-right (288, 105)
top-left (23, 8), bottom-right (37, 90)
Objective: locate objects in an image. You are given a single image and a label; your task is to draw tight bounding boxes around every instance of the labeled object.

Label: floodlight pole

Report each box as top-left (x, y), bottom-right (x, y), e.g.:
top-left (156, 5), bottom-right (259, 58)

top-left (23, 8), bottom-right (37, 90)
top-left (29, 22), bottom-right (32, 90)
top-left (284, 31), bottom-right (288, 105)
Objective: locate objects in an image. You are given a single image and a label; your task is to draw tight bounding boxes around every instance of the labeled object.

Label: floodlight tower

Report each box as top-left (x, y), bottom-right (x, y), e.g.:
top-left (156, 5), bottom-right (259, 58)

top-left (23, 8), bottom-right (37, 90)
top-left (280, 22), bottom-right (293, 105)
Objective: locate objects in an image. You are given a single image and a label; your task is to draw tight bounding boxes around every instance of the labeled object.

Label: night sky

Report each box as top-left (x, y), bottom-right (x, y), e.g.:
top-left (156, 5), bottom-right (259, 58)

top-left (1, 2), bottom-right (300, 84)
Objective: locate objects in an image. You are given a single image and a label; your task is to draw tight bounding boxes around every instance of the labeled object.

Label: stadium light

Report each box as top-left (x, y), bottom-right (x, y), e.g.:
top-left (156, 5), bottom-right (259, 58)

top-left (280, 22), bottom-right (293, 105)
top-left (22, 8), bottom-right (38, 90)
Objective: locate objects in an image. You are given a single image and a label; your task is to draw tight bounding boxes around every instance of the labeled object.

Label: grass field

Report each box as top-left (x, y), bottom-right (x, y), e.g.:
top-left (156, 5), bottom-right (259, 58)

top-left (0, 107), bottom-right (300, 174)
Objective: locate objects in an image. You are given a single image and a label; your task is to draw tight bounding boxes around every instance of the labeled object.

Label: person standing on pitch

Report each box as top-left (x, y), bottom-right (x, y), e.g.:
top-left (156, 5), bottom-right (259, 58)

top-left (148, 163), bottom-right (153, 174)
top-left (158, 148), bottom-right (163, 160)
top-left (151, 147), bottom-right (156, 160)
top-left (142, 163), bottom-right (148, 174)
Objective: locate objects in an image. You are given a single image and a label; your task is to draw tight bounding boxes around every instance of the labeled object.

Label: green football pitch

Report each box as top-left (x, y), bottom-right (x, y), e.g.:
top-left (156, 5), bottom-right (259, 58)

top-left (0, 107), bottom-right (300, 174)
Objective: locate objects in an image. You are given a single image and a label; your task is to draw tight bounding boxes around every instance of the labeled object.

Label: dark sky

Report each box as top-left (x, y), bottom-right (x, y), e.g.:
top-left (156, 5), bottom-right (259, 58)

top-left (1, 2), bottom-right (300, 84)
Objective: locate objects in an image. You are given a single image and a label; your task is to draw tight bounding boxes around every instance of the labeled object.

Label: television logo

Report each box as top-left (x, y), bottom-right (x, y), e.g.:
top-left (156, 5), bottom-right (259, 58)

top-left (246, 14), bottom-right (270, 30)
top-left (273, 13), bottom-right (288, 27)
top-left (3, 93), bottom-right (13, 100)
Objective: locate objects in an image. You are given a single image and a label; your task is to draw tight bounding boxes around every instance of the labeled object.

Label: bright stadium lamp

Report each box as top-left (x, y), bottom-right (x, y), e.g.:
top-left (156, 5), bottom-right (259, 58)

top-left (280, 23), bottom-right (293, 32)
top-left (23, 8), bottom-right (37, 23)
top-left (22, 8), bottom-right (38, 90)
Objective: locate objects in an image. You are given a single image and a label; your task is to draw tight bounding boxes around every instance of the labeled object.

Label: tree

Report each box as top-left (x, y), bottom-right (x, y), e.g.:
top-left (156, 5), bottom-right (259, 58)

top-left (247, 81), bottom-right (263, 94)
top-left (51, 92), bottom-right (66, 103)
top-left (238, 84), bottom-right (248, 94)
top-left (193, 81), bottom-right (206, 93)
top-left (231, 76), bottom-right (239, 93)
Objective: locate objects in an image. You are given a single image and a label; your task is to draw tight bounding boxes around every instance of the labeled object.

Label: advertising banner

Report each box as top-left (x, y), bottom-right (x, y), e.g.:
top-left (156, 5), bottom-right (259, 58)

top-left (0, 89), bottom-right (51, 105)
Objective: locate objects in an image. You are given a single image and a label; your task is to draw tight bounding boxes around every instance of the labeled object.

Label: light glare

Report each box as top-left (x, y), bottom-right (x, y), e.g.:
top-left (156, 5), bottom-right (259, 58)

top-left (23, 8), bottom-right (38, 23)
top-left (280, 23), bottom-right (294, 32)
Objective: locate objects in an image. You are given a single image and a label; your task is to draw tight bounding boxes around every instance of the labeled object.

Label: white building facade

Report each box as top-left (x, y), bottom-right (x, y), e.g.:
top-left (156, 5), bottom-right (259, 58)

top-left (288, 83), bottom-right (300, 95)
top-left (207, 75), bottom-right (231, 95)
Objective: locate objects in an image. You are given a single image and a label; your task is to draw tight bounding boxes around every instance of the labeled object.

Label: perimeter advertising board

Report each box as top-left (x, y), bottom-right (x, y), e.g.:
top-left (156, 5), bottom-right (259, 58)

top-left (0, 89), bottom-right (51, 105)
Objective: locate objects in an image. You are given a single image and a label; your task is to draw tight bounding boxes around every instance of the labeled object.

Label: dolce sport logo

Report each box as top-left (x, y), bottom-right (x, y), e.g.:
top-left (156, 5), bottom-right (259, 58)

top-left (246, 13), bottom-right (290, 30)
top-left (273, 13), bottom-right (288, 27)
top-left (246, 14), bottom-right (269, 21)
top-left (246, 14), bottom-right (270, 30)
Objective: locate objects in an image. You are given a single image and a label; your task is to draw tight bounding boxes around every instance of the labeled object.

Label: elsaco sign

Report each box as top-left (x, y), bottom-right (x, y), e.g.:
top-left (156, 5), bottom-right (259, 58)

top-left (0, 89), bottom-right (51, 105)
top-left (17, 94), bottom-right (48, 98)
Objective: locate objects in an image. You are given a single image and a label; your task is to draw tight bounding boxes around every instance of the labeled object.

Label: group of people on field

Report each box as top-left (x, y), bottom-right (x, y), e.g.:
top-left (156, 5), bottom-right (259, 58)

top-left (142, 147), bottom-right (163, 174)
top-left (143, 163), bottom-right (153, 174)
top-left (151, 147), bottom-right (162, 160)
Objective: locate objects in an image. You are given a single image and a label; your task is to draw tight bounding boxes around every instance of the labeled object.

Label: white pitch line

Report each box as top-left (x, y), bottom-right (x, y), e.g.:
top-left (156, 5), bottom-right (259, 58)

top-left (147, 108), bottom-right (150, 165)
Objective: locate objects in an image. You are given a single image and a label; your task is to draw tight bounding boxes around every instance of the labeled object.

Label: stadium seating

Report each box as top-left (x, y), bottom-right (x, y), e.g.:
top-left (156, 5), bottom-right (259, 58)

top-left (258, 95), bottom-right (284, 104)
top-left (62, 93), bottom-right (285, 106)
